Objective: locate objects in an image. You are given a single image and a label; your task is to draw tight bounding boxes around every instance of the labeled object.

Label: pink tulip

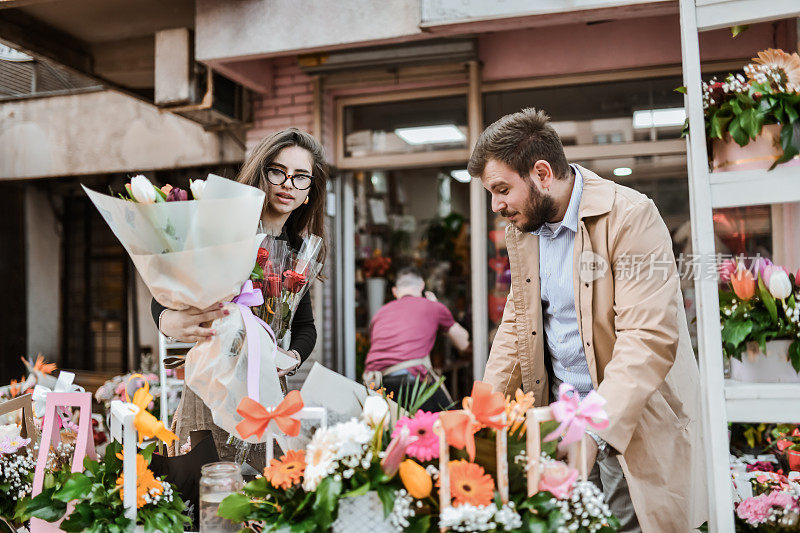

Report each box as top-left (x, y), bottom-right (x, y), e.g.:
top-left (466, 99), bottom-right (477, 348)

top-left (381, 425), bottom-right (417, 477)
top-left (718, 259), bottom-right (736, 283)
top-left (752, 257), bottom-right (773, 282)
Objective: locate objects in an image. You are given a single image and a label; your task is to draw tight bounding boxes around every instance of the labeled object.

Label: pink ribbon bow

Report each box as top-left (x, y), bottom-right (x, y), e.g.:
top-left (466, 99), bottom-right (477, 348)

top-left (233, 280), bottom-right (277, 403)
top-left (544, 383), bottom-right (609, 448)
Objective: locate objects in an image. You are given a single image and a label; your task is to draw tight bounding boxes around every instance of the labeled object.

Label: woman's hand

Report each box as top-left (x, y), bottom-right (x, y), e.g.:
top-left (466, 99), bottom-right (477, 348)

top-left (277, 348), bottom-right (302, 378)
top-left (159, 303), bottom-right (229, 343)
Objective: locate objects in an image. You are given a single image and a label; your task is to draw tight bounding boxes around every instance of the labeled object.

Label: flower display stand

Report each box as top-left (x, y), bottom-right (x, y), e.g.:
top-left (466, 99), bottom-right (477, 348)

top-left (679, 1), bottom-right (800, 530)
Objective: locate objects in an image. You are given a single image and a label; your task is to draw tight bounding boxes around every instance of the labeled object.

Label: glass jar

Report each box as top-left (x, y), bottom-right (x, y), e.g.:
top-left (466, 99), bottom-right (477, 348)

top-left (199, 462), bottom-right (244, 532)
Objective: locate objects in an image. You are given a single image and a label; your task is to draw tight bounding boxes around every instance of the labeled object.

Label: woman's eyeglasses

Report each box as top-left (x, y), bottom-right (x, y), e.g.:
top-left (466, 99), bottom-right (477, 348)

top-left (263, 167), bottom-right (313, 190)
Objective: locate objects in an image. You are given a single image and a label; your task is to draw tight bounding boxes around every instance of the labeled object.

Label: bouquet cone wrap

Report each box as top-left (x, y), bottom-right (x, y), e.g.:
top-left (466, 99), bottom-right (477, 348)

top-left (85, 174), bottom-right (293, 440)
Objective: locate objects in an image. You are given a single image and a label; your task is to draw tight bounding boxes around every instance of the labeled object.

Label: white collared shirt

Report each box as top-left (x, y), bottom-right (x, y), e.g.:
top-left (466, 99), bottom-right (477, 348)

top-left (533, 165), bottom-right (593, 397)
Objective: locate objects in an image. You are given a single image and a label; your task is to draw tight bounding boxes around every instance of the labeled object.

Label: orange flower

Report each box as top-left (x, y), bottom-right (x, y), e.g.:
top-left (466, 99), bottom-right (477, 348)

top-left (399, 459), bottom-right (432, 499)
top-left (505, 389), bottom-right (535, 433)
top-left (23, 354), bottom-right (56, 375)
top-left (116, 453), bottom-right (163, 509)
top-left (444, 460), bottom-right (494, 507)
top-left (731, 266), bottom-right (756, 301)
top-left (160, 184), bottom-right (173, 195)
top-left (8, 380), bottom-right (19, 398)
top-left (264, 449), bottom-right (306, 490)
top-left (751, 48), bottom-right (800, 87)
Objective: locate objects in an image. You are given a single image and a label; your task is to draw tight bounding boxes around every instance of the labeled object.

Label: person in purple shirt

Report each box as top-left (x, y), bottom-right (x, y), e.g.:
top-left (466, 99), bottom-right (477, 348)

top-left (363, 267), bottom-right (470, 411)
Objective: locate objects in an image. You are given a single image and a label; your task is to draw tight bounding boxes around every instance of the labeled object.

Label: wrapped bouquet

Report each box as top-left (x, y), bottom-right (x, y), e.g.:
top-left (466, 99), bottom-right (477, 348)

top-left (84, 174), bottom-right (297, 445)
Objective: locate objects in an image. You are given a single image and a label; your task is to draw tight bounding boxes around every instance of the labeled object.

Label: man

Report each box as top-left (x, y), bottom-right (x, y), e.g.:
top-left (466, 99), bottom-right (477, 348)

top-left (363, 267), bottom-right (470, 411)
top-left (469, 108), bottom-right (706, 532)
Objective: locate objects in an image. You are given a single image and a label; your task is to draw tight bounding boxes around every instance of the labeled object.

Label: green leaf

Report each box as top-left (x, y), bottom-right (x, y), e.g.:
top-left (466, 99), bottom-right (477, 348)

top-left (312, 476), bottom-right (342, 528)
top-left (53, 473), bottom-right (93, 502)
top-left (341, 483), bottom-right (370, 498)
top-left (758, 277), bottom-right (778, 324)
top-left (375, 484), bottom-right (396, 518)
top-left (721, 319), bottom-right (752, 349)
top-left (730, 25), bottom-right (749, 37)
top-left (789, 341), bottom-right (800, 373)
top-left (217, 493), bottom-right (252, 522)
top-left (674, 86), bottom-right (687, 94)
top-left (728, 119), bottom-right (749, 146)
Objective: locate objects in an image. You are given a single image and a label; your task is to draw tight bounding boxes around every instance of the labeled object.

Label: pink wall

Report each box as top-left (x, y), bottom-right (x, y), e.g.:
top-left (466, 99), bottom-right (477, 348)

top-left (480, 16), bottom-right (795, 82)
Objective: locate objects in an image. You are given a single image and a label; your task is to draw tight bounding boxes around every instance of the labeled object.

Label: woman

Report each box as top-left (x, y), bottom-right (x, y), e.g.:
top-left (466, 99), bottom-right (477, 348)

top-left (152, 128), bottom-right (328, 469)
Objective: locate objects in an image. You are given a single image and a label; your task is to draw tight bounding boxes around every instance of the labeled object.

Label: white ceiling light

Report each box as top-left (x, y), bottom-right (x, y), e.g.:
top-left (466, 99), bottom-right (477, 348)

top-left (632, 107), bottom-right (686, 129)
top-left (450, 169), bottom-right (471, 183)
top-left (395, 124), bottom-right (466, 145)
top-left (613, 167), bottom-right (633, 177)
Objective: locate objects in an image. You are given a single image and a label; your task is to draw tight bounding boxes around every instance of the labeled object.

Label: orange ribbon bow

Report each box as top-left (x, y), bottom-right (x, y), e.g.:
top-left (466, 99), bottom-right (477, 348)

top-left (438, 382), bottom-right (506, 461)
top-left (235, 390), bottom-right (304, 440)
top-left (463, 381), bottom-right (506, 430)
top-left (127, 376), bottom-right (177, 445)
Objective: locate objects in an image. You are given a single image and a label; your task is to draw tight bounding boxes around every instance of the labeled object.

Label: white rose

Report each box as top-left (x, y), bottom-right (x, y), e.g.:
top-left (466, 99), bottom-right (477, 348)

top-left (0, 424), bottom-right (21, 441)
top-left (362, 395), bottom-right (389, 428)
top-left (190, 179), bottom-right (206, 200)
top-left (130, 175), bottom-right (157, 204)
top-left (768, 269), bottom-right (792, 300)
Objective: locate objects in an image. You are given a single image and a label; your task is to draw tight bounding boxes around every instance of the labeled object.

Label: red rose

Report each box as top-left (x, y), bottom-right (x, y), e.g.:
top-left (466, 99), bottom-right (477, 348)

top-left (256, 248), bottom-right (269, 269)
top-left (708, 82), bottom-right (725, 103)
top-left (252, 280), bottom-right (263, 292)
top-left (283, 270), bottom-right (307, 293)
top-left (266, 274), bottom-right (282, 297)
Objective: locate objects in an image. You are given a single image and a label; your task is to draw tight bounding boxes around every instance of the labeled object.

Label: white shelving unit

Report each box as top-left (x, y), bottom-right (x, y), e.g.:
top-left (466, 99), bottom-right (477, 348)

top-left (157, 333), bottom-right (193, 426)
top-left (679, 1), bottom-right (800, 530)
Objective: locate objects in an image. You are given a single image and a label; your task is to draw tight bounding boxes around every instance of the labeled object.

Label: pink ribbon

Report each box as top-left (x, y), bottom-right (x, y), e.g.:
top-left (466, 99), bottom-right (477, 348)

top-left (544, 383), bottom-right (609, 448)
top-left (233, 280), bottom-right (277, 404)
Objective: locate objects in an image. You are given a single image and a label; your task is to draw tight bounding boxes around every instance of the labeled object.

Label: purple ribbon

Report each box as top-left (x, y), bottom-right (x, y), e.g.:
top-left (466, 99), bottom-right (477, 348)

top-left (233, 280), bottom-right (277, 403)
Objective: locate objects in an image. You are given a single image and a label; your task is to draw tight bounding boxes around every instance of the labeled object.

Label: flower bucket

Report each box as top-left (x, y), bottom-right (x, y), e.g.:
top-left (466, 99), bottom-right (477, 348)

top-left (787, 449), bottom-right (800, 472)
top-left (729, 340), bottom-right (800, 384)
top-left (331, 491), bottom-right (395, 533)
top-left (712, 124), bottom-right (800, 172)
top-left (366, 277), bottom-right (387, 320)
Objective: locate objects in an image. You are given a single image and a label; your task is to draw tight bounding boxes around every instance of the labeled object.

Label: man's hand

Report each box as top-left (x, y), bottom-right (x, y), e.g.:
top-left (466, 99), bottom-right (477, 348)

top-left (557, 434), bottom-right (599, 475)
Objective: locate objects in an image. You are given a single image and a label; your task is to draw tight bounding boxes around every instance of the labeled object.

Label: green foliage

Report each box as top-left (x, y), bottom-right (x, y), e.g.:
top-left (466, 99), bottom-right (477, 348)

top-left (18, 440), bottom-right (189, 533)
top-left (396, 375), bottom-right (448, 415)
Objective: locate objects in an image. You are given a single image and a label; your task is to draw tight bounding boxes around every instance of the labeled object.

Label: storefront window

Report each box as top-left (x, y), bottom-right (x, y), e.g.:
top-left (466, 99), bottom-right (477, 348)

top-left (484, 76), bottom-right (688, 145)
top-left (343, 95), bottom-right (468, 158)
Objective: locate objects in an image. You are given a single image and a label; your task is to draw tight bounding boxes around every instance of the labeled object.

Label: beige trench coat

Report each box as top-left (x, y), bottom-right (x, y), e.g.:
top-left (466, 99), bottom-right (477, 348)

top-left (484, 166), bottom-right (707, 532)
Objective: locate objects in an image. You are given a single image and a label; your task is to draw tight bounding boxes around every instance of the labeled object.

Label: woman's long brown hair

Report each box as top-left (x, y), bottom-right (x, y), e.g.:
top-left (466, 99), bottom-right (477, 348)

top-left (237, 127), bottom-right (328, 267)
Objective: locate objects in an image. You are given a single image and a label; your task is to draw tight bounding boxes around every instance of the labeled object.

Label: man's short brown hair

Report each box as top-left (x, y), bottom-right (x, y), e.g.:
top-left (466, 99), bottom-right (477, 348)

top-left (467, 107), bottom-right (569, 180)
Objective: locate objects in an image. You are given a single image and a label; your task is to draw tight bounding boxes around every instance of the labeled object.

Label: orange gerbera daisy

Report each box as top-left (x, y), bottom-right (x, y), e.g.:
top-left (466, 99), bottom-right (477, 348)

top-left (443, 460), bottom-right (494, 507)
top-left (265, 449), bottom-right (306, 490)
top-left (751, 48), bottom-right (800, 87)
top-left (116, 453), bottom-right (163, 508)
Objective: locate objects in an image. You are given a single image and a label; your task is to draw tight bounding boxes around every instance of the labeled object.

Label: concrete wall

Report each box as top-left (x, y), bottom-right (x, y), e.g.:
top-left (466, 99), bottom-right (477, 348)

top-left (24, 185), bottom-right (60, 359)
top-left (196, 0), bottom-right (423, 62)
top-left (0, 90), bottom-right (243, 180)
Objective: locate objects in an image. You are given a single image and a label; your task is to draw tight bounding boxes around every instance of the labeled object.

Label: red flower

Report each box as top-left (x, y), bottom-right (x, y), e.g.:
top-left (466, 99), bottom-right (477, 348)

top-left (708, 82), bottom-right (725, 102)
top-left (283, 270), bottom-right (307, 293)
top-left (266, 274), bottom-right (282, 297)
top-left (252, 280), bottom-right (263, 292)
top-left (257, 248), bottom-right (269, 269)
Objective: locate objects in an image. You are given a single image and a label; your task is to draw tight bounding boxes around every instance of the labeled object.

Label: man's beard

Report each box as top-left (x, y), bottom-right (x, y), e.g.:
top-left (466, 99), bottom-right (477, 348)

top-left (501, 184), bottom-right (558, 233)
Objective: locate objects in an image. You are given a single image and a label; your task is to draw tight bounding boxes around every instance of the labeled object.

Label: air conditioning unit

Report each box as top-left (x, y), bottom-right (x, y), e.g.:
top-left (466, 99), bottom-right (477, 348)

top-left (154, 28), bottom-right (250, 129)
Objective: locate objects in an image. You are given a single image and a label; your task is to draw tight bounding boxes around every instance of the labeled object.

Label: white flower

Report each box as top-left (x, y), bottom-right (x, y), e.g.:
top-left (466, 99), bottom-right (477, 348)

top-left (303, 427), bottom-right (338, 491)
top-left (439, 504), bottom-right (497, 531)
top-left (190, 179), bottom-right (206, 200)
top-left (330, 419), bottom-right (372, 459)
top-left (768, 270), bottom-right (792, 300)
top-left (362, 395), bottom-right (389, 428)
top-left (0, 424), bottom-right (20, 441)
top-left (130, 175), bottom-right (157, 203)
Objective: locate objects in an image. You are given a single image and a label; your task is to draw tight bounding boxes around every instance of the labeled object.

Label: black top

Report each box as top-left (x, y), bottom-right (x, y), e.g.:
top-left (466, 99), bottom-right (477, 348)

top-left (150, 233), bottom-right (317, 361)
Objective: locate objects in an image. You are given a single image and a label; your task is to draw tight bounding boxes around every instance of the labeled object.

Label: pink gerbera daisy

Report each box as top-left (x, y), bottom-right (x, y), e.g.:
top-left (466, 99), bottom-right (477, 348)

top-left (392, 411), bottom-right (439, 462)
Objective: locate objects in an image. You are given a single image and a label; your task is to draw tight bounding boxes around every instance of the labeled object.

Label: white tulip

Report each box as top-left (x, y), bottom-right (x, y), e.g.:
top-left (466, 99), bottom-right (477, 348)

top-left (362, 395), bottom-right (389, 428)
top-left (768, 269), bottom-right (792, 300)
top-left (190, 179), bottom-right (206, 200)
top-left (130, 174), bottom-right (157, 204)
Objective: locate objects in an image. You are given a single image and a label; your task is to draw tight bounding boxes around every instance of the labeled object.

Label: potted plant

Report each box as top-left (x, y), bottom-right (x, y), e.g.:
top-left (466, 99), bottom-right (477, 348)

top-left (680, 48), bottom-right (800, 171)
top-left (719, 259), bottom-right (800, 382)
